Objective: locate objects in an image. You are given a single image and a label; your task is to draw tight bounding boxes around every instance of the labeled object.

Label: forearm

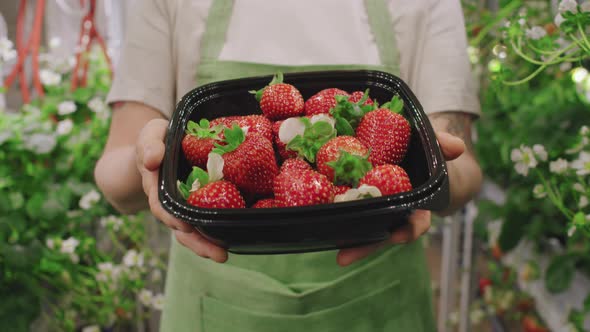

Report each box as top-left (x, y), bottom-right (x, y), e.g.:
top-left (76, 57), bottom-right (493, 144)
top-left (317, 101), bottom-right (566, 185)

top-left (429, 111), bottom-right (483, 215)
top-left (95, 146), bottom-right (148, 214)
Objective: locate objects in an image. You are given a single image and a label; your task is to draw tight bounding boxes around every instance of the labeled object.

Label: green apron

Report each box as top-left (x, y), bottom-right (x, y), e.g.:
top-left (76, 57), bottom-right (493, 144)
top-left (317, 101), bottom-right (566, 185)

top-left (160, 1), bottom-right (436, 331)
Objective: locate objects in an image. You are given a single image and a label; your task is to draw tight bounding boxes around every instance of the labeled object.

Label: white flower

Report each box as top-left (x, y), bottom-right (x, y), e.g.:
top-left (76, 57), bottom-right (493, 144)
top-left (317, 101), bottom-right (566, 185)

top-left (46, 239), bottom-right (55, 249)
top-left (568, 225), bottom-right (577, 237)
top-left (550, 158), bottom-right (569, 174)
top-left (151, 269), bottom-right (163, 282)
top-left (39, 69), bottom-right (62, 86)
top-left (24, 133), bottom-right (57, 154)
top-left (580, 195), bottom-right (589, 208)
top-left (49, 37), bottom-right (61, 50)
top-left (123, 249), bottom-right (144, 268)
top-left (581, 126), bottom-right (589, 136)
top-left (56, 119), bottom-right (74, 136)
top-left (88, 97), bottom-right (107, 113)
top-left (57, 101), bottom-right (77, 116)
top-left (152, 294), bottom-right (165, 310)
top-left (278, 117), bottom-right (306, 144)
top-left (533, 144), bottom-right (548, 161)
top-left (582, 1), bottom-right (590, 12)
top-left (525, 26), bottom-right (547, 40)
top-left (511, 145), bottom-right (537, 176)
top-left (97, 262), bottom-right (122, 282)
top-left (334, 185), bottom-right (382, 203)
top-left (69, 253), bottom-right (80, 264)
top-left (559, 0), bottom-right (578, 13)
top-left (0, 38), bottom-right (16, 62)
top-left (79, 190), bottom-right (101, 210)
top-left (469, 309), bottom-right (485, 325)
top-left (570, 151), bottom-right (590, 176)
top-left (533, 184), bottom-right (547, 199)
top-left (81, 325), bottom-right (100, 332)
top-left (555, 14), bottom-right (566, 27)
top-left (60, 237), bottom-right (79, 254)
top-left (139, 289), bottom-right (153, 306)
top-left (100, 215), bottom-right (123, 231)
top-left (573, 182), bottom-right (585, 192)
top-left (518, 18), bottom-right (526, 26)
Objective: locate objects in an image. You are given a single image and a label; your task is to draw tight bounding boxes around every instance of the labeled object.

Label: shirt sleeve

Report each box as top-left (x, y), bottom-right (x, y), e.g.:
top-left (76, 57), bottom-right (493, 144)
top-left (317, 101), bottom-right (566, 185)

top-left (411, 0), bottom-right (480, 116)
top-left (106, 0), bottom-right (175, 118)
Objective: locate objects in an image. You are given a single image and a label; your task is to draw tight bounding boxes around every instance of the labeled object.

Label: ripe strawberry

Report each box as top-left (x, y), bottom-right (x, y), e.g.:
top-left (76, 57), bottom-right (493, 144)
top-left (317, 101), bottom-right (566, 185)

top-left (280, 158), bottom-right (312, 173)
top-left (210, 115), bottom-right (273, 142)
top-left (273, 120), bottom-right (298, 160)
top-left (349, 91), bottom-right (374, 105)
top-left (250, 72), bottom-right (304, 120)
top-left (316, 136), bottom-right (371, 185)
top-left (522, 316), bottom-right (548, 332)
top-left (187, 181), bottom-right (246, 208)
top-left (359, 164), bottom-right (412, 196)
top-left (274, 169), bottom-right (335, 207)
top-left (213, 125), bottom-right (279, 196)
top-left (181, 119), bottom-right (223, 168)
top-left (335, 185), bottom-right (351, 195)
top-left (252, 198), bottom-right (278, 208)
top-left (356, 96), bottom-right (410, 165)
top-left (304, 88), bottom-right (350, 116)
top-left (178, 166), bottom-right (245, 208)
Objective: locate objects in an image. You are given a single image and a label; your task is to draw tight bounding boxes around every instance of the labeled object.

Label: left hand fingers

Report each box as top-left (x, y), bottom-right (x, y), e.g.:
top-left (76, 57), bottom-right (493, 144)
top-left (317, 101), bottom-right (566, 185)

top-left (336, 210), bottom-right (432, 267)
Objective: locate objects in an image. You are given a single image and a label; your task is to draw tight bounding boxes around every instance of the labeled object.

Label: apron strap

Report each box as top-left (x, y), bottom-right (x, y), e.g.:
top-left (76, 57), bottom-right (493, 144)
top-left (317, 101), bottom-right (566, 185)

top-left (200, 0), bottom-right (234, 61)
top-left (364, 0), bottom-right (400, 74)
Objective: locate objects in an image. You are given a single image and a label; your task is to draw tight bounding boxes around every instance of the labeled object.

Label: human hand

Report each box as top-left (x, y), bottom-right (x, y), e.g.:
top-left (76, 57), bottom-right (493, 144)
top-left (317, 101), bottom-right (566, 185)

top-left (136, 118), bottom-right (228, 262)
top-left (336, 131), bottom-right (466, 267)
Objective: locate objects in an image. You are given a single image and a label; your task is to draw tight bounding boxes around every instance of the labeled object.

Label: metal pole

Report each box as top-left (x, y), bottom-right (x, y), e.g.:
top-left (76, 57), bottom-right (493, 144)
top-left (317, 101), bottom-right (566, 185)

top-left (438, 214), bottom-right (462, 332)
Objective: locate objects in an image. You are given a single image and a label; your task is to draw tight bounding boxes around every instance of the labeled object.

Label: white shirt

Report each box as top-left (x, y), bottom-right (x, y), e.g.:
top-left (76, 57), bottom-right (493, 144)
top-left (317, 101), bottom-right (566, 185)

top-left (108, 0), bottom-right (480, 118)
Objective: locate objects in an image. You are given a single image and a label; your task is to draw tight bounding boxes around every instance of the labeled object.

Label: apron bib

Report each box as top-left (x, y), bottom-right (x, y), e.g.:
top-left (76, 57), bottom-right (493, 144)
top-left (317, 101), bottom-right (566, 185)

top-left (160, 1), bottom-right (436, 331)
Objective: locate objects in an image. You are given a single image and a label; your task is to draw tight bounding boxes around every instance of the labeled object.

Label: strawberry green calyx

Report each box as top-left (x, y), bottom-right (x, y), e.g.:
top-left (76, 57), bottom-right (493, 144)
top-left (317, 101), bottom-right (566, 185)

top-left (381, 95), bottom-right (404, 114)
top-left (326, 151), bottom-right (373, 186)
top-left (287, 118), bottom-right (336, 163)
top-left (212, 124), bottom-right (246, 155)
top-left (186, 118), bottom-right (223, 139)
top-left (330, 89), bottom-right (376, 136)
top-left (249, 72), bottom-right (284, 102)
top-left (178, 166), bottom-right (210, 200)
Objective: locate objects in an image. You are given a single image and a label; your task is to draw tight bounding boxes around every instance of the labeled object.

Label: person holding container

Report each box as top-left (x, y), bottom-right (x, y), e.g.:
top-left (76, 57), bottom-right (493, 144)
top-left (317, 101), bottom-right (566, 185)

top-left (95, 0), bottom-right (482, 331)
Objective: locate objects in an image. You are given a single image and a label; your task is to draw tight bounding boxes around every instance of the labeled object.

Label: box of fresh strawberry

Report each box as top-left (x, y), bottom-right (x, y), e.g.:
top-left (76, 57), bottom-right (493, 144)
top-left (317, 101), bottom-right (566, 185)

top-left (158, 70), bottom-right (449, 254)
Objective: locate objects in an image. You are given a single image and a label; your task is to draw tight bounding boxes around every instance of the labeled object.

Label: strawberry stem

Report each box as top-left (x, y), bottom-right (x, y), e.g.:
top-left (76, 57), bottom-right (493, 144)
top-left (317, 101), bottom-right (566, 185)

top-left (286, 118), bottom-right (336, 163)
top-left (178, 166), bottom-right (210, 199)
top-left (185, 119), bottom-right (223, 139)
top-left (326, 151), bottom-right (372, 187)
top-left (381, 95), bottom-right (404, 114)
top-left (330, 90), bottom-right (376, 135)
top-left (249, 72), bottom-right (285, 102)
top-left (212, 124), bottom-right (246, 155)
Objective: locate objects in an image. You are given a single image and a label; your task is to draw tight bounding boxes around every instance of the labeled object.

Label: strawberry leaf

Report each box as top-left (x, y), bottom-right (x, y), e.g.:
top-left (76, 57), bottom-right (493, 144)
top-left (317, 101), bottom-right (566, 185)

top-left (179, 166), bottom-right (210, 200)
top-left (326, 151), bottom-right (372, 186)
top-left (185, 119), bottom-right (222, 139)
top-left (249, 72), bottom-right (284, 102)
top-left (212, 124), bottom-right (245, 154)
top-left (381, 95), bottom-right (404, 114)
top-left (335, 117), bottom-right (355, 136)
top-left (330, 91), bottom-right (374, 135)
top-left (286, 118), bottom-right (336, 163)
top-left (178, 181), bottom-right (190, 200)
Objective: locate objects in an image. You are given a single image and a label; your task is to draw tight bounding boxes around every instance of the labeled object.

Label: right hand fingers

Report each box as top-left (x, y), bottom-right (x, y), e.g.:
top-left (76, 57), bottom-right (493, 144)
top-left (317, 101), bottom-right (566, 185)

top-left (148, 184), bottom-right (194, 233)
top-left (174, 230), bottom-right (228, 263)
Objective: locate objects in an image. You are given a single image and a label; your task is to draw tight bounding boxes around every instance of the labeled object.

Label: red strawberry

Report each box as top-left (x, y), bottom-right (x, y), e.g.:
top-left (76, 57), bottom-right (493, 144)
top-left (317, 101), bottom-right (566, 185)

top-left (304, 88), bottom-right (350, 116)
top-left (274, 169), bottom-right (335, 207)
top-left (359, 164), bottom-right (412, 196)
top-left (187, 180), bottom-right (246, 208)
top-left (273, 120), bottom-right (298, 160)
top-left (213, 125), bottom-right (279, 196)
top-left (316, 136), bottom-right (371, 185)
top-left (356, 96), bottom-right (410, 165)
top-left (349, 91), bottom-right (374, 105)
top-left (280, 158), bottom-right (312, 173)
top-left (522, 316), bottom-right (548, 332)
top-left (251, 72), bottom-right (304, 120)
top-left (181, 119), bottom-right (223, 168)
top-left (335, 185), bottom-right (351, 195)
top-left (210, 115), bottom-right (273, 142)
top-left (252, 198), bottom-right (277, 208)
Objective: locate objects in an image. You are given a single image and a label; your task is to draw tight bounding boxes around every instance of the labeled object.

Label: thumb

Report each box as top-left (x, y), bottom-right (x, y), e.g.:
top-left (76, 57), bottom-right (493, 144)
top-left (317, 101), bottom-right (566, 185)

top-left (436, 131), bottom-right (465, 161)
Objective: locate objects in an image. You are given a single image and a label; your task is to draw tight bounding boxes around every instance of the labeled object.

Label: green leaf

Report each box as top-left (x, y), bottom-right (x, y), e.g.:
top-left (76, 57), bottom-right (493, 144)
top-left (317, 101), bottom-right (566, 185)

top-left (335, 117), bottom-right (355, 136)
top-left (212, 125), bottom-right (245, 154)
top-left (72, 87), bottom-right (94, 103)
top-left (497, 217), bottom-right (526, 252)
top-left (39, 257), bottom-right (64, 274)
top-left (583, 292), bottom-right (590, 312)
top-left (545, 254), bottom-right (576, 293)
top-left (180, 166), bottom-right (210, 200)
top-left (382, 95), bottom-right (404, 114)
top-left (326, 151), bottom-right (373, 186)
top-left (25, 193), bottom-right (45, 220)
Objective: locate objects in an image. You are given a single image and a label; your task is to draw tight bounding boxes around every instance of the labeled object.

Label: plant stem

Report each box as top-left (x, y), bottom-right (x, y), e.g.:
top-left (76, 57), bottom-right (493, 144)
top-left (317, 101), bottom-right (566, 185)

top-left (577, 22), bottom-right (590, 54)
top-left (469, 0), bottom-right (523, 47)
top-left (504, 42), bottom-right (578, 85)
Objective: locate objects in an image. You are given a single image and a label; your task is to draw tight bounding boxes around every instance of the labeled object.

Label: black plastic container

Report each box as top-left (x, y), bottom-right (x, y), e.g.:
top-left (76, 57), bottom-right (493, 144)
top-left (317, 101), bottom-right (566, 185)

top-left (159, 70), bottom-right (449, 254)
